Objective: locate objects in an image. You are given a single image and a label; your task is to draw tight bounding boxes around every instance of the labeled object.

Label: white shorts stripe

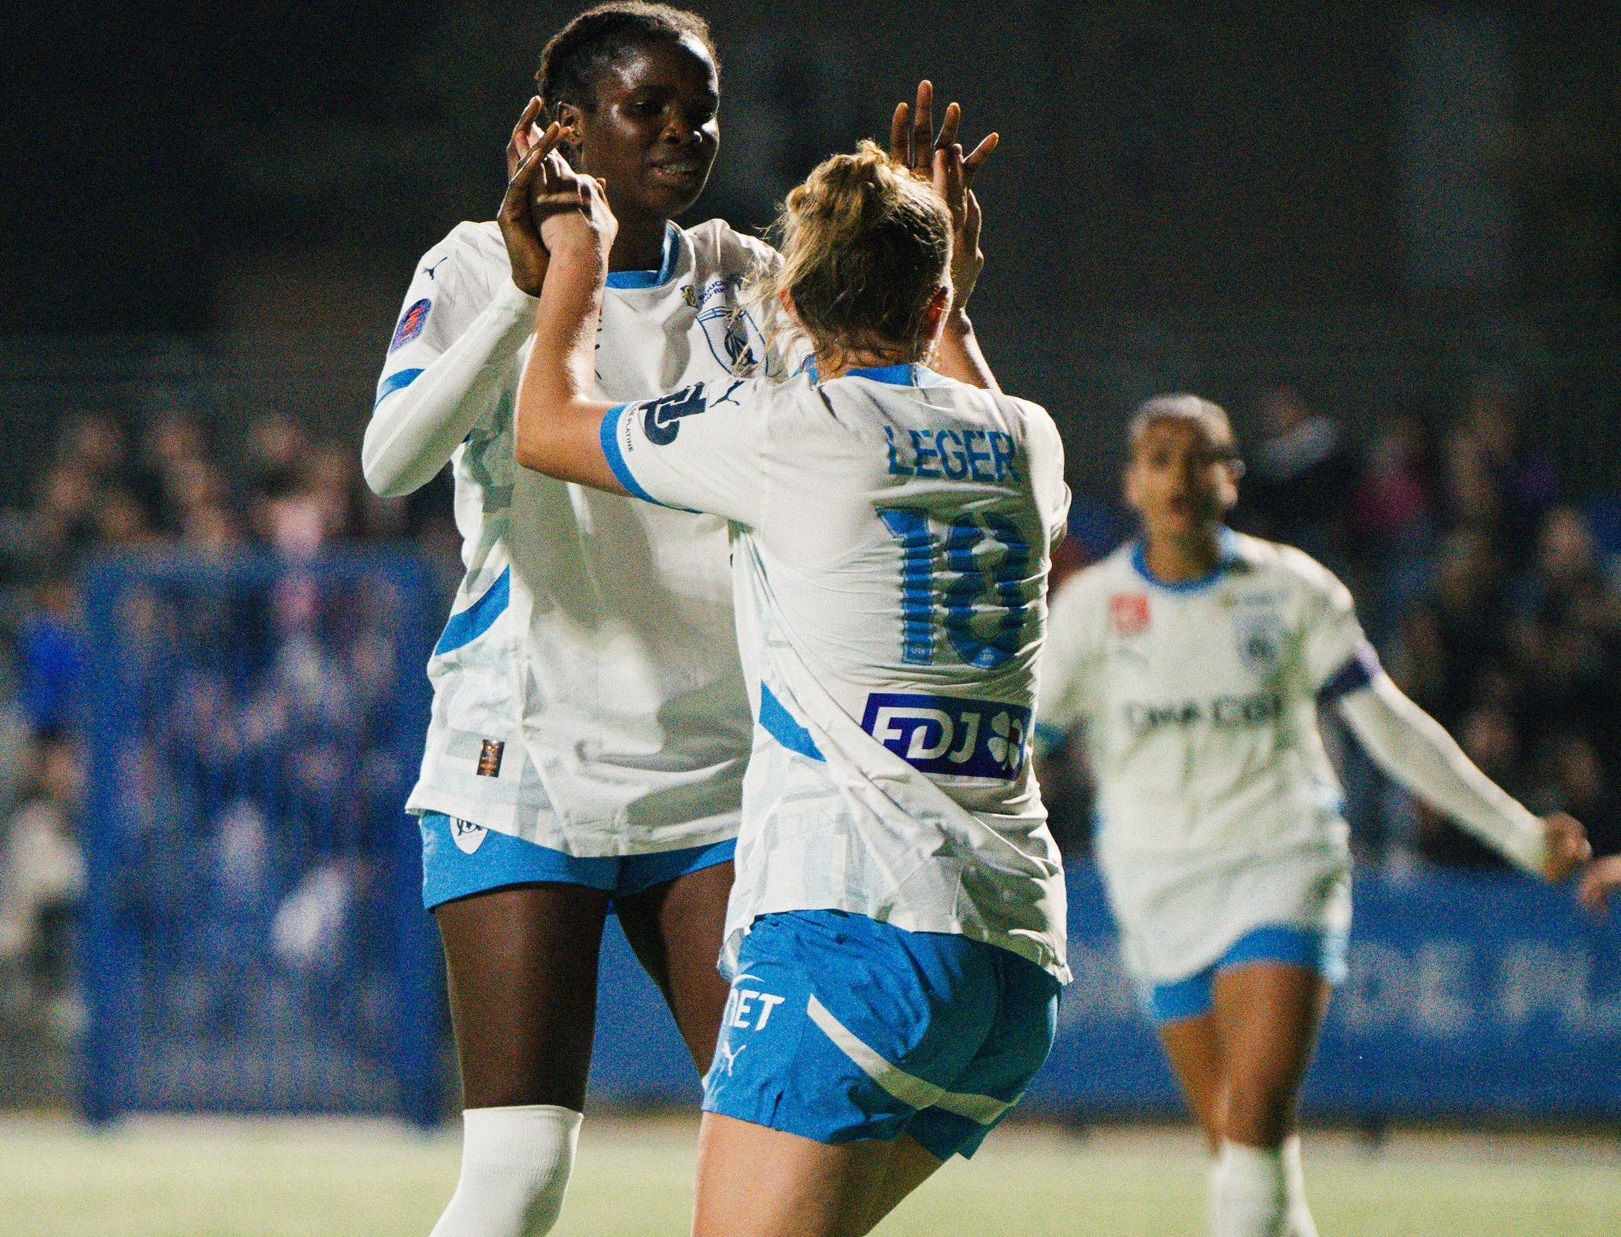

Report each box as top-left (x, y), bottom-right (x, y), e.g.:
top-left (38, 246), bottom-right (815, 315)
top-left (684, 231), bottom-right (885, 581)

top-left (805, 995), bottom-right (1015, 1126)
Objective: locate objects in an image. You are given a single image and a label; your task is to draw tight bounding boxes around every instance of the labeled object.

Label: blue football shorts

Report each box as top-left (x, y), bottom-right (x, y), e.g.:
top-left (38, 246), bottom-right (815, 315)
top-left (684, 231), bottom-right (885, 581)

top-left (1144, 923), bottom-right (1350, 1025)
top-left (701, 909), bottom-right (1061, 1161)
top-left (417, 811), bottom-right (736, 910)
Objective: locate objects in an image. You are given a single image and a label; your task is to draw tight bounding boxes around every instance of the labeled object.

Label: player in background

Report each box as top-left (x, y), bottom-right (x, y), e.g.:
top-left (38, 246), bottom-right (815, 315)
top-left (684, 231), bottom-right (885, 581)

top-left (1035, 394), bottom-right (1591, 1237)
top-left (365, 7), bottom-right (780, 1235)
top-left (510, 131), bottom-right (1068, 1236)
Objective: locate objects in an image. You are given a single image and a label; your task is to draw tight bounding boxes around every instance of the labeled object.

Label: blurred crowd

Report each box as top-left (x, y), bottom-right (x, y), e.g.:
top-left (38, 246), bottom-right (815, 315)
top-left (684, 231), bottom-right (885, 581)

top-left (2, 376), bottom-right (1620, 1047)
top-left (0, 409), bottom-right (455, 1056)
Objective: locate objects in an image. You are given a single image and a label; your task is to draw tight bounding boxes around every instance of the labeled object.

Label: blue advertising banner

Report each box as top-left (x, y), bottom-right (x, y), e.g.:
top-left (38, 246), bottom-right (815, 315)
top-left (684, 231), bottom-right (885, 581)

top-left (589, 865), bottom-right (1621, 1119)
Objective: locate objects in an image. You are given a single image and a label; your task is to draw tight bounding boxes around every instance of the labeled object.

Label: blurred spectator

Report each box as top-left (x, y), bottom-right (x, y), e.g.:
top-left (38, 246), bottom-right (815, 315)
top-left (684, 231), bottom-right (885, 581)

top-left (1239, 383), bottom-right (1358, 567)
top-left (14, 578), bottom-right (85, 734)
top-left (1443, 374), bottom-right (1559, 566)
top-left (0, 732), bottom-right (86, 1033)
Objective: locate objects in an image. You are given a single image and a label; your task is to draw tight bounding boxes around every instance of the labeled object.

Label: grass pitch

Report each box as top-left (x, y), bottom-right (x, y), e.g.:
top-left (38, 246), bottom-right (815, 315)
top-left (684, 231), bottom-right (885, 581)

top-left (2, 1112), bottom-right (1617, 1235)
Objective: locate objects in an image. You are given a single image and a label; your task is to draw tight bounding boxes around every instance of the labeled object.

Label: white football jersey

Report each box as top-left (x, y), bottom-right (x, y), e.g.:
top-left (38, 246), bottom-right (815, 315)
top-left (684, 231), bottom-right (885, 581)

top-left (601, 363), bottom-right (1073, 981)
top-left (373, 218), bottom-right (790, 854)
top-left (1037, 530), bottom-right (1372, 864)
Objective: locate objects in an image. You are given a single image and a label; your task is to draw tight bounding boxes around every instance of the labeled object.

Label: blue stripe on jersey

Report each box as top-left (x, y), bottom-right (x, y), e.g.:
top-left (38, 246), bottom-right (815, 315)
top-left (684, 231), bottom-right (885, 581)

top-left (1317, 641), bottom-right (1381, 704)
top-left (374, 367), bottom-right (424, 408)
top-left (599, 405), bottom-right (659, 503)
top-left (841, 363), bottom-right (951, 388)
top-left (759, 683), bottom-right (825, 762)
top-left (605, 223), bottom-right (680, 289)
top-left (434, 567), bottom-right (511, 656)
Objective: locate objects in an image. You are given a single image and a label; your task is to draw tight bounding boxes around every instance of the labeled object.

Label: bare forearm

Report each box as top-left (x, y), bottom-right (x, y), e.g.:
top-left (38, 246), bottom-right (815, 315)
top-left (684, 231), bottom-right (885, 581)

top-left (932, 310), bottom-right (999, 392)
top-left (513, 240), bottom-right (621, 490)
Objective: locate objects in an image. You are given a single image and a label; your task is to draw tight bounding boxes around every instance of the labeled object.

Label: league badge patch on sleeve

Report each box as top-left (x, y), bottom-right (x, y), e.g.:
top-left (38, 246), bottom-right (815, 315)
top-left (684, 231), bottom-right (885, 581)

top-left (1111, 594), bottom-right (1151, 637)
top-left (389, 298), bottom-right (432, 352)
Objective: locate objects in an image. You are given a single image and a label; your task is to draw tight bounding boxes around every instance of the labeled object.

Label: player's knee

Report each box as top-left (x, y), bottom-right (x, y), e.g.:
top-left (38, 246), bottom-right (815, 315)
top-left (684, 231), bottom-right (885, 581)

top-left (1222, 1079), bottom-right (1295, 1147)
top-left (430, 1105), bottom-right (583, 1237)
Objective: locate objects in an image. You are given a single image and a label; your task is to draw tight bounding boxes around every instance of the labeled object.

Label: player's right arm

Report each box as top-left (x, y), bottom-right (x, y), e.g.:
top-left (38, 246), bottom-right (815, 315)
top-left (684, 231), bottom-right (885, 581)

top-left (362, 227), bottom-right (534, 498)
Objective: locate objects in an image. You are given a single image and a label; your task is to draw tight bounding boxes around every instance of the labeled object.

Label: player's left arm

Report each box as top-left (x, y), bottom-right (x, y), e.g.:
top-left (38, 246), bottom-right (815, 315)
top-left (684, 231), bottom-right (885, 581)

top-left (891, 81), bottom-right (1000, 392)
top-left (512, 149), bottom-right (626, 495)
top-left (1332, 665), bottom-right (1590, 882)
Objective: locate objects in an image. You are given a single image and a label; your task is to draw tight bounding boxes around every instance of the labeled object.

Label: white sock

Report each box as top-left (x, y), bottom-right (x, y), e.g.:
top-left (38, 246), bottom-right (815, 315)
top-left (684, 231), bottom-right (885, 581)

top-left (1281, 1135), bottom-right (1318, 1237)
top-left (1211, 1141), bottom-right (1287, 1237)
top-left (429, 1104), bottom-right (583, 1237)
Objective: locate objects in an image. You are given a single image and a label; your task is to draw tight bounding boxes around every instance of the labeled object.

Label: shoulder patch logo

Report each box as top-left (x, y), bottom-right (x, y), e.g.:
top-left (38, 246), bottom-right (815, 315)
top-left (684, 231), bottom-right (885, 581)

top-left (1111, 593), bottom-right (1151, 637)
top-left (390, 298), bottom-right (431, 352)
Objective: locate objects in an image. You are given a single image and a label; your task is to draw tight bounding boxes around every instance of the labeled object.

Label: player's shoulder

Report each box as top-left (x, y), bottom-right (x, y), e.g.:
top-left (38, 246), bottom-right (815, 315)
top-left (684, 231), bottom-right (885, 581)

top-left (1229, 532), bottom-right (1350, 603)
top-left (683, 217), bottom-right (781, 280)
top-left (410, 221), bottom-right (507, 293)
top-left (1054, 543), bottom-right (1136, 608)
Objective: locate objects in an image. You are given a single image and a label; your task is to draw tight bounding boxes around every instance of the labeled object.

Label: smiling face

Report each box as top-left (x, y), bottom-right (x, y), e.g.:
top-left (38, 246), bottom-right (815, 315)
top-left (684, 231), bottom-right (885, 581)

top-left (558, 34), bottom-right (719, 231)
top-left (1126, 416), bottom-right (1241, 545)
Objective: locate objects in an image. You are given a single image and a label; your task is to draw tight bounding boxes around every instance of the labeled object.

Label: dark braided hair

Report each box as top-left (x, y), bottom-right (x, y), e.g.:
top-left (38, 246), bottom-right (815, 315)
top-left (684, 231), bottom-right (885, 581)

top-left (536, 3), bottom-right (718, 120)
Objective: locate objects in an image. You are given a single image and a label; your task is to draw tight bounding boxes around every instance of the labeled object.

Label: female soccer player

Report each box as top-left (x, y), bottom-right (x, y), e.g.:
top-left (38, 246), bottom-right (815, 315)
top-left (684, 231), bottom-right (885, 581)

top-left (365, 4), bottom-right (998, 1232)
top-left (1035, 394), bottom-right (1592, 1237)
top-left (511, 137), bottom-right (1070, 1236)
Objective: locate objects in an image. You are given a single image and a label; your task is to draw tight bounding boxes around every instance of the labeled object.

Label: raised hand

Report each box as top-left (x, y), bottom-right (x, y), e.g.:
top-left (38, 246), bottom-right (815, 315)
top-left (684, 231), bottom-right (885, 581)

top-left (498, 113), bottom-right (569, 295)
top-left (889, 81), bottom-right (999, 311)
top-left (1541, 812), bottom-right (1593, 883)
top-left (529, 150), bottom-right (618, 260)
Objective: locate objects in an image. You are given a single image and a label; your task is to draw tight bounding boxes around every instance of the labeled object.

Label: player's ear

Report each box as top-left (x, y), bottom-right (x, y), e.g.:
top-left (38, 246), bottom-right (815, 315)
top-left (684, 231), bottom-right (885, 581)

top-left (555, 102), bottom-right (587, 161)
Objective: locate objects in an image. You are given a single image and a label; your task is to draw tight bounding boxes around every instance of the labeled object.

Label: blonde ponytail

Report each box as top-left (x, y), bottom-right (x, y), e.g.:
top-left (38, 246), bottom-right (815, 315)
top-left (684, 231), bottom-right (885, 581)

top-left (763, 141), bottom-right (952, 367)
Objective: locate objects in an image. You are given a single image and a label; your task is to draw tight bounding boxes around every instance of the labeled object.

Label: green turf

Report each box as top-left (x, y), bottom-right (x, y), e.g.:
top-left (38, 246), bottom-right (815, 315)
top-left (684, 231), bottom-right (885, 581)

top-left (1, 1113), bottom-right (1617, 1236)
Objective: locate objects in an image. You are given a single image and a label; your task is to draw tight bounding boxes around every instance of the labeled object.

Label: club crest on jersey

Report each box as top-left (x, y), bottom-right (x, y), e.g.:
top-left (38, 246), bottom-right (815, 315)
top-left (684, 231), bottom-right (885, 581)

top-left (1111, 593), bottom-right (1151, 637)
top-left (450, 818), bottom-right (488, 855)
top-left (390, 298), bottom-right (431, 352)
top-left (641, 385), bottom-right (709, 445)
top-left (1234, 609), bottom-right (1284, 672)
top-left (698, 304), bottom-right (765, 376)
top-left (861, 692), bottom-right (1031, 780)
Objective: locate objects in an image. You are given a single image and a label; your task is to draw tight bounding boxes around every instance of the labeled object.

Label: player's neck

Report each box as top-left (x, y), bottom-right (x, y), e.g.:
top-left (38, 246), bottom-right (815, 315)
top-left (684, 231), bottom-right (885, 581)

top-left (607, 216), bottom-right (669, 273)
top-left (1143, 528), bottom-right (1222, 584)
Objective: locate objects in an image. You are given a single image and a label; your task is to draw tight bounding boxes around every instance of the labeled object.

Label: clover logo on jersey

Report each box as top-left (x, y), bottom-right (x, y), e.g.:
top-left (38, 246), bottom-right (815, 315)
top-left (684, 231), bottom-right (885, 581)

top-left (987, 710), bottom-right (1026, 773)
top-left (641, 385), bottom-right (709, 445)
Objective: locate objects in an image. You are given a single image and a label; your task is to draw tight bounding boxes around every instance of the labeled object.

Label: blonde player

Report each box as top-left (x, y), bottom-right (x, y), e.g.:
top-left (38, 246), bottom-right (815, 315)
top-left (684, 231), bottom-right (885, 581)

top-left (511, 137), bottom-right (1068, 1237)
top-left (1036, 394), bottom-right (1591, 1237)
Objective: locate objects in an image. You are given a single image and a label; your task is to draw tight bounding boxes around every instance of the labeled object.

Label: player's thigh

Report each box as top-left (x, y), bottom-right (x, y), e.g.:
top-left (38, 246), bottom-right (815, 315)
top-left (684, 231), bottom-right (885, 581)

top-left (615, 858), bottom-right (735, 1070)
top-left (1156, 1010), bottom-right (1225, 1150)
top-left (855, 1133), bottom-right (945, 1236)
top-left (693, 1112), bottom-right (897, 1237)
top-left (1211, 962), bottom-right (1330, 1138)
top-left (434, 882), bottom-right (613, 1109)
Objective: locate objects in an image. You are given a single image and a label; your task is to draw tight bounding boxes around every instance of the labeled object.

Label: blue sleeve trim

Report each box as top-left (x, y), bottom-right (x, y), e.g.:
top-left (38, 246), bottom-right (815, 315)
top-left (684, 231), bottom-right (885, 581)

top-left (1317, 640), bottom-right (1382, 704)
top-left (374, 367), bottom-right (424, 409)
top-left (434, 567), bottom-right (511, 656)
top-left (759, 683), bottom-right (825, 762)
top-left (599, 404), bottom-right (660, 504)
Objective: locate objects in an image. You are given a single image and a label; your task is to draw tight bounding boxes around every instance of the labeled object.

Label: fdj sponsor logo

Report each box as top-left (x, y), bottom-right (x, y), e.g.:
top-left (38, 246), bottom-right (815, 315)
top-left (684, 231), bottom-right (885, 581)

top-left (861, 692), bottom-right (1031, 779)
top-left (641, 385), bottom-right (709, 445)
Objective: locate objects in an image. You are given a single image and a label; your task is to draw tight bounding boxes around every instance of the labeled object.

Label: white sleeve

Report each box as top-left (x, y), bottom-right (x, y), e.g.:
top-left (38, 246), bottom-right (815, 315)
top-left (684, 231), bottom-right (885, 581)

top-left (362, 228), bottom-right (538, 498)
top-left (599, 378), bottom-right (771, 525)
top-left (1297, 558), bottom-right (1371, 692)
top-left (1035, 573), bottom-right (1101, 753)
top-left (1337, 673), bottom-right (1547, 875)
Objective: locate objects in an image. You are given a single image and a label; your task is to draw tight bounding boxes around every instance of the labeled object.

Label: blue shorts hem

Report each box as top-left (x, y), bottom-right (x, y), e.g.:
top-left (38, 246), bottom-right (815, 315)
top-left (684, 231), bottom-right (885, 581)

top-left (1145, 923), bottom-right (1350, 1024)
top-left (418, 812), bottom-right (735, 909)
